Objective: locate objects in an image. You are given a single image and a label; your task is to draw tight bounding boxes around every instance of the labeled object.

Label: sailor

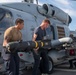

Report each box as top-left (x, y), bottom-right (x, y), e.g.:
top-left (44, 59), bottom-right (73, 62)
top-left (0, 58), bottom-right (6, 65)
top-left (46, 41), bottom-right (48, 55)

top-left (2, 18), bottom-right (24, 75)
top-left (32, 18), bottom-right (50, 75)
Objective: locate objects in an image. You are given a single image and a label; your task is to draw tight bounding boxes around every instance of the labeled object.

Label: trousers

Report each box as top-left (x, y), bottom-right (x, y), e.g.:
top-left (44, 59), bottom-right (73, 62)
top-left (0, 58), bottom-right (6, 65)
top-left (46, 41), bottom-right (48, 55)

top-left (32, 48), bottom-right (49, 75)
top-left (2, 48), bottom-right (19, 75)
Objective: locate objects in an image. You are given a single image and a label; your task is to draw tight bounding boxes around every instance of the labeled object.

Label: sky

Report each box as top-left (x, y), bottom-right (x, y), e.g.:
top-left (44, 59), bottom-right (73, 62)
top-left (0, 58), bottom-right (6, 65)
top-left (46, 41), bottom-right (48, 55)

top-left (0, 0), bottom-right (76, 31)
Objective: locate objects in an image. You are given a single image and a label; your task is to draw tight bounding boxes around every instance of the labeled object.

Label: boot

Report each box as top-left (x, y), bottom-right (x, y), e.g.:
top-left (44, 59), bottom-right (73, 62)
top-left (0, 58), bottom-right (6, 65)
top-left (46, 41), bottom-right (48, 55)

top-left (69, 60), bottom-right (73, 69)
top-left (74, 62), bottom-right (76, 68)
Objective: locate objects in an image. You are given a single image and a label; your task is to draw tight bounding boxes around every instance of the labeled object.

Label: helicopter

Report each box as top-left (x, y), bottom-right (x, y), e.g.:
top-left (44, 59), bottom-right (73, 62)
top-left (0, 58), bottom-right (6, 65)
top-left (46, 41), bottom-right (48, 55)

top-left (0, 0), bottom-right (76, 74)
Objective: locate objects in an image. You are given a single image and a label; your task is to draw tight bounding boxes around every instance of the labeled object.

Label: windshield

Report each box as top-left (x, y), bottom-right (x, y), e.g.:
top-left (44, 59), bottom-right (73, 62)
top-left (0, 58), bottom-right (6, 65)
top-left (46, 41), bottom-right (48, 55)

top-left (0, 8), bottom-right (13, 31)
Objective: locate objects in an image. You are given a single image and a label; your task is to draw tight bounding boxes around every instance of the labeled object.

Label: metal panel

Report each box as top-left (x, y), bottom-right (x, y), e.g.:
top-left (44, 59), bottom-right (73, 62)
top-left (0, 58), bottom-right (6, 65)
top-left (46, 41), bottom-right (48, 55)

top-left (57, 26), bottom-right (65, 38)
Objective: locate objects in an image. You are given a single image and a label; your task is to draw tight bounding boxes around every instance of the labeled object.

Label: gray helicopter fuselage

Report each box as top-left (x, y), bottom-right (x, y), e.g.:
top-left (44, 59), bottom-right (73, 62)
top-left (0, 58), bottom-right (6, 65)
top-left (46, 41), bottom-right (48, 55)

top-left (0, 2), bottom-right (74, 72)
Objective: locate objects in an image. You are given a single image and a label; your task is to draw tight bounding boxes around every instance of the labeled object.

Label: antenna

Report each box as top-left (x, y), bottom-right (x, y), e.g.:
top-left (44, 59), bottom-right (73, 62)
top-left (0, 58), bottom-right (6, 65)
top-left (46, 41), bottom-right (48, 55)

top-left (22, 0), bottom-right (34, 3)
top-left (36, 0), bottom-right (38, 4)
top-left (22, 0), bottom-right (39, 4)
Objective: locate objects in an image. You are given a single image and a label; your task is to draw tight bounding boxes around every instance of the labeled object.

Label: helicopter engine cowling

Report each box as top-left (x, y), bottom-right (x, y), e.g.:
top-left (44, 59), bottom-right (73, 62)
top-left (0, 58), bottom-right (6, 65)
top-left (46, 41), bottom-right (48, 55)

top-left (37, 4), bottom-right (72, 24)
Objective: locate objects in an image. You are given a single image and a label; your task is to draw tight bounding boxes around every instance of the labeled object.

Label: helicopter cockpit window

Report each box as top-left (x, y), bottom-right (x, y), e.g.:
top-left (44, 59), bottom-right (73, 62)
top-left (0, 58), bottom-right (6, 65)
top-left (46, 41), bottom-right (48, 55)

top-left (46, 25), bottom-right (54, 40)
top-left (0, 8), bottom-right (5, 21)
top-left (0, 8), bottom-right (13, 31)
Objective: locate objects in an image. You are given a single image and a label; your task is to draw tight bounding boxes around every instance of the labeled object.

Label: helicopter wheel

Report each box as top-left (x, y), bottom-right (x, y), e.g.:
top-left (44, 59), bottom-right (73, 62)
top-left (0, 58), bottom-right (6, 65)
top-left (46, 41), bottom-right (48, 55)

top-left (48, 57), bottom-right (54, 74)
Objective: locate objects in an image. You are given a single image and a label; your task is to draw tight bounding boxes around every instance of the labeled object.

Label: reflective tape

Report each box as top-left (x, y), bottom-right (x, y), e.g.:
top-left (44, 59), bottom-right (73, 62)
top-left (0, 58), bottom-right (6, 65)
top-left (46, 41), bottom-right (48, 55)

top-left (41, 42), bottom-right (44, 47)
top-left (34, 41), bottom-right (38, 48)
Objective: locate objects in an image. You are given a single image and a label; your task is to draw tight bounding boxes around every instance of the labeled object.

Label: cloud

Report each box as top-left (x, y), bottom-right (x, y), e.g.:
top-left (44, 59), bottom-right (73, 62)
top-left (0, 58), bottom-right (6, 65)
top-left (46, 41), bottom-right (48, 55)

top-left (0, 0), bottom-right (22, 3)
top-left (55, 0), bottom-right (70, 5)
top-left (53, 0), bottom-right (76, 17)
top-left (62, 8), bottom-right (76, 17)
